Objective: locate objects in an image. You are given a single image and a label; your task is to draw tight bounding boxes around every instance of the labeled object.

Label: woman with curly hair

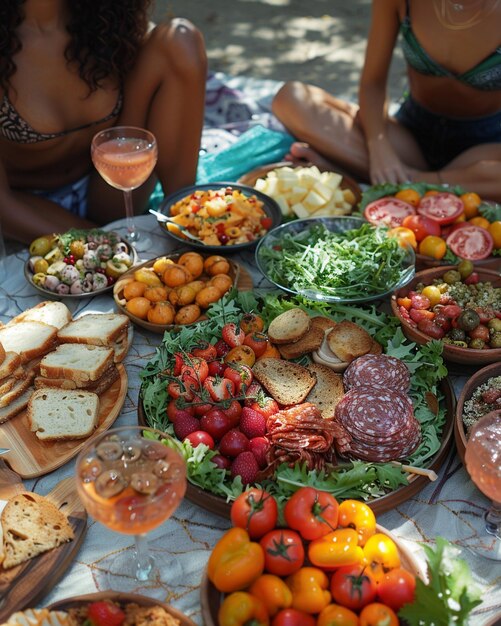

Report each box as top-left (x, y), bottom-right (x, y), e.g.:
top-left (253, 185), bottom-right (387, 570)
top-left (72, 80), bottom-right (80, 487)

top-left (0, 0), bottom-right (207, 243)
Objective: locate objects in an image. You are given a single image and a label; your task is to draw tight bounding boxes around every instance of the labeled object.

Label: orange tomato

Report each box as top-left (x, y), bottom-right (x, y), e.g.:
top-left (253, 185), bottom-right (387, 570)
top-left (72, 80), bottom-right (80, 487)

top-left (359, 603), bottom-right (398, 626)
top-left (460, 192), bottom-right (482, 219)
top-left (144, 286), bottom-right (169, 302)
top-left (147, 301), bottom-right (175, 325)
top-left (123, 280), bottom-right (146, 300)
top-left (317, 603), bottom-right (359, 626)
top-left (468, 216), bottom-right (490, 230)
top-left (453, 212), bottom-right (466, 223)
top-left (125, 296), bottom-right (151, 320)
top-left (488, 220), bottom-right (501, 248)
top-left (418, 235), bottom-right (447, 260)
top-left (395, 188), bottom-right (421, 207)
top-left (258, 342), bottom-right (281, 360)
top-left (387, 227), bottom-right (417, 250)
top-left (163, 264), bottom-right (192, 288)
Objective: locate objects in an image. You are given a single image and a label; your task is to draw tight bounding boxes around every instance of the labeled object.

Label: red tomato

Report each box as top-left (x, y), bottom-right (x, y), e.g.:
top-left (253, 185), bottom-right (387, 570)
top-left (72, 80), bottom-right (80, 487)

top-left (359, 603), bottom-right (398, 626)
top-left (184, 430), bottom-right (215, 449)
top-left (240, 313), bottom-right (265, 334)
top-left (249, 396), bottom-right (280, 420)
top-left (207, 359), bottom-right (226, 377)
top-left (446, 225), bottom-right (494, 260)
top-left (243, 331), bottom-right (269, 357)
top-left (364, 197), bottom-right (416, 227)
top-left (221, 322), bottom-right (246, 348)
top-left (330, 564), bottom-right (378, 611)
top-left (401, 214), bottom-right (441, 241)
top-left (223, 399), bottom-right (243, 427)
top-left (272, 608), bottom-right (316, 626)
top-left (260, 529), bottom-right (305, 576)
top-left (469, 324), bottom-right (490, 342)
top-left (261, 216), bottom-right (273, 230)
top-left (203, 376), bottom-right (235, 402)
top-left (442, 304), bottom-right (462, 319)
top-left (166, 398), bottom-right (194, 420)
top-left (224, 364), bottom-right (253, 393)
top-left (417, 192), bottom-right (464, 225)
top-left (87, 601), bottom-right (125, 626)
top-left (191, 341), bottom-right (217, 362)
top-left (181, 357), bottom-right (209, 384)
top-left (199, 408), bottom-right (232, 440)
top-left (417, 319), bottom-right (445, 339)
top-left (230, 488), bottom-right (279, 539)
top-left (283, 487), bottom-right (339, 541)
top-left (377, 567), bottom-right (416, 611)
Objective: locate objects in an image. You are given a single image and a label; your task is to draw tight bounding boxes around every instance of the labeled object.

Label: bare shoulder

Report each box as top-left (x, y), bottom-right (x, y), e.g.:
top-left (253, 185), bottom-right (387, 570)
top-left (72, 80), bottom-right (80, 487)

top-left (147, 18), bottom-right (206, 75)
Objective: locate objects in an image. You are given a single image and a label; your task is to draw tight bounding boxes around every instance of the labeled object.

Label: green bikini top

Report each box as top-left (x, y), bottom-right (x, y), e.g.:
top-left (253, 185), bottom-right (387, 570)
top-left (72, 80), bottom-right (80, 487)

top-left (400, 0), bottom-right (501, 90)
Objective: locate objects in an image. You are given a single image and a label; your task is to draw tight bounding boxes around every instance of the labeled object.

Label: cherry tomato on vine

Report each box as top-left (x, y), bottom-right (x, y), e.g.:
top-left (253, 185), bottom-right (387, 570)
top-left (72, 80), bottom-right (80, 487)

top-left (260, 529), bottom-right (305, 576)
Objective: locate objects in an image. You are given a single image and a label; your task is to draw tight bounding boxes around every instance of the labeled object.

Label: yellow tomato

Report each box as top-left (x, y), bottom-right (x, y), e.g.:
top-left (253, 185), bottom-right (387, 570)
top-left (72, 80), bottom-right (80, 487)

top-left (418, 235), bottom-right (447, 260)
top-left (395, 188), bottom-right (421, 207)
top-left (421, 285), bottom-right (442, 307)
top-left (460, 192), bottom-right (482, 219)
top-left (488, 221), bottom-right (501, 248)
top-left (468, 216), bottom-right (490, 230)
top-left (387, 227), bottom-right (417, 250)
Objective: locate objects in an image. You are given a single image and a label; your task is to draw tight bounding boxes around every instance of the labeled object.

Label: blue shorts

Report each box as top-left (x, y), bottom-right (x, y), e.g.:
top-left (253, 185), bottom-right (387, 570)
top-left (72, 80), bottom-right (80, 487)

top-left (395, 96), bottom-right (501, 169)
top-left (31, 174), bottom-right (89, 218)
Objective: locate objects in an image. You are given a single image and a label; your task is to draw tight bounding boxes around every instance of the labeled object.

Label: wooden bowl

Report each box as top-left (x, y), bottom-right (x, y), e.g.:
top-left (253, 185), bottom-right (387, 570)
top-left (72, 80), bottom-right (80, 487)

top-left (200, 525), bottom-right (427, 626)
top-left (48, 591), bottom-right (196, 626)
top-left (138, 378), bottom-right (455, 518)
top-left (113, 253), bottom-right (252, 334)
top-left (415, 253), bottom-right (501, 272)
top-left (238, 160), bottom-right (363, 210)
top-left (455, 362), bottom-right (501, 465)
top-left (391, 265), bottom-right (501, 366)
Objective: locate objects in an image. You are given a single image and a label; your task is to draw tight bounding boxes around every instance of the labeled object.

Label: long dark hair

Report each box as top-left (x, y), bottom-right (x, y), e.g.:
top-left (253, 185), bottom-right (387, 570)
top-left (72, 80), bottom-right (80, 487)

top-left (0, 0), bottom-right (153, 92)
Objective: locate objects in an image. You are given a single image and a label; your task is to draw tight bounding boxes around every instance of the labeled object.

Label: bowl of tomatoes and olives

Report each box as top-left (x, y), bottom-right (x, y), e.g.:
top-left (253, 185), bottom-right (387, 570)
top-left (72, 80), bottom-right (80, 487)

top-left (363, 188), bottom-right (501, 270)
top-left (391, 262), bottom-right (501, 365)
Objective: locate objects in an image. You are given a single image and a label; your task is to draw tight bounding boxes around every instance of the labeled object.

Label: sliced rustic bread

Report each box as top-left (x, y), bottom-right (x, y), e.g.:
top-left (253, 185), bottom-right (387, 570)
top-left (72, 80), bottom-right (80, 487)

top-left (305, 363), bottom-right (345, 419)
top-left (28, 388), bottom-right (100, 441)
top-left (57, 313), bottom-right (129, 346)
top-left (1, 492), bottom-right (74, 569)
top-left (310, 316), bottom-right (337, 333)
top-left (35, 363), bottom-right (120, 394)
top-left (0, 372), bottom-right (35, 409)
top-left (39, 343), bottom-right (114, 383)
top-left (0, 322), bottom-right (58, 363)
top-left (0, 341), bottom-right (5, 364)
top-left (0, 352), bottom-right (22, 379)
top-left (0, 366), bottom-right (26, 395)
top-left (9, 301), bottom-right (72, 330)
top-left (113, 324), bottom-right (134, 363)
top-left (252, 358), bottom-right (317, 405)
top-left (267, 308), bottom-right (311, 345)
top-left (278, 322), bottom-right (325, 360)
top-left (0, 388), bottom-right (33, 425)
top-left (327, 320), bottom-right (374, 363)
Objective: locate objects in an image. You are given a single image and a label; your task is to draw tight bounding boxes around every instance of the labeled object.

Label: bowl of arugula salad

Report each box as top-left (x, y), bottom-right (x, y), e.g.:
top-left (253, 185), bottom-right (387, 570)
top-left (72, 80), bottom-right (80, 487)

top-left (255, 216), bottom-right (416, 303)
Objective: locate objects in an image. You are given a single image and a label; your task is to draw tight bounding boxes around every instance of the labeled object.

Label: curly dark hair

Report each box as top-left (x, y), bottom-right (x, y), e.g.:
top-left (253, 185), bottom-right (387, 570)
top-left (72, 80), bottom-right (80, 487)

top-left (0, 0), bottom-right (154, 93)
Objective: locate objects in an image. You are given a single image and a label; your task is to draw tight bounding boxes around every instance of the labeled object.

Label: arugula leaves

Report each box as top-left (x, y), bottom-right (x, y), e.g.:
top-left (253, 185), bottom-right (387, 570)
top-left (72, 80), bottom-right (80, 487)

top-left (399, 538), bottom-right (482, 626)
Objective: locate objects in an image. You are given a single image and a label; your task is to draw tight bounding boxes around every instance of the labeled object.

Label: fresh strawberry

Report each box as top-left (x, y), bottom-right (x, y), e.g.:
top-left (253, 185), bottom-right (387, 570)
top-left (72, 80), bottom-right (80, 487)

top-left (222, 322), bottom-right (246, 348)
top-left (224, 364), bottom-right (253, 393)
top-left (244, 380), bottom-right (264, 407)
top-left (249, 436), bottom-right (270, 468)
top-left (239, 406), bottom-right (267, 438)
top-left (87, 601), bottom-right (125, 626)
top-left (173, 412), bottom-right (200, 440)
top-left (203, 376), bottom-right (235, 402)
top-left (231, 451), bottom-right (259, 485)
top-left (214, 338), bottom-right (231, 358)
top-left (219, 429), bottom-right (249, 458)
top-left (171, 408), bottom-right (196, 425)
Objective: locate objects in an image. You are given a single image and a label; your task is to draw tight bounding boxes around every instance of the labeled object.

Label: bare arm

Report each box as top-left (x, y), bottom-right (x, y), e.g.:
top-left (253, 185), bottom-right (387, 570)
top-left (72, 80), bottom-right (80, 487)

top-left (359, 0), bottom-right (410, 183)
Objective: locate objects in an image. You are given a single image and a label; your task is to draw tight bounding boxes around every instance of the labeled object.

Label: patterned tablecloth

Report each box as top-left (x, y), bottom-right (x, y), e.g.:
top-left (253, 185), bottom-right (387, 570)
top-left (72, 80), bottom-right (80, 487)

top-left (0, 215), bottom-right (499, 625)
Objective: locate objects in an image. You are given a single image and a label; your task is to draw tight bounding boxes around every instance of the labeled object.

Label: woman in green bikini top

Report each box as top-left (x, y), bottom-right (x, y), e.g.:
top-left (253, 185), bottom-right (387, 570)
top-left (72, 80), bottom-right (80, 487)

top-left (272, 0), bottom-right (501, 201)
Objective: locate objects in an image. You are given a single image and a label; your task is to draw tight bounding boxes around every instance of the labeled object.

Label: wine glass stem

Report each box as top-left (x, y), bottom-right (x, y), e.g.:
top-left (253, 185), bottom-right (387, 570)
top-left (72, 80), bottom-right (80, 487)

top-left (485, 501), bottom-right (501, 539)
top-left (134, 533), bottom-right (154, 581)
top-left (123, 190), bottom-right (137, 238)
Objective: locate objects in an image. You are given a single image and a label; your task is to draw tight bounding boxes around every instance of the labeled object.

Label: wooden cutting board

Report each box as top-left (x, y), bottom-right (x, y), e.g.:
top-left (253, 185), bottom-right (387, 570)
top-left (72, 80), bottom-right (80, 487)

top-left (0, 364), bottom-right (127, 478)
top-left (0, 465), bottom-right (87, 621)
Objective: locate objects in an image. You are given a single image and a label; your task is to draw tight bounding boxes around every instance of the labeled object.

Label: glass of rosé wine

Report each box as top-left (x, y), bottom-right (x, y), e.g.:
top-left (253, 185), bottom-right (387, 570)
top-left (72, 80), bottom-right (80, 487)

top-left (458, 410), bottom-right (501, 560)
top-left (76, 426), bottom-right (186, 586)
top-left (91, 126), bottom-right (157, 252)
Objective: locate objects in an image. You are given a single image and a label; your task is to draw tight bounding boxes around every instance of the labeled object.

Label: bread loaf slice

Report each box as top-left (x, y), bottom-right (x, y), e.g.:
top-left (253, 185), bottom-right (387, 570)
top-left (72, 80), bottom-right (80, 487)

top-left (27, 388), bottom-right (100, 441)
top-left (267, 308), bottom-right (311, 345)
top-left (305, 363), bottom-right (345, 419)
top-left (35, 364), bottom-right (120, 394)
top-left (327, 320), bottom-right (373, 363)
top-left (252, 358), bottom-right (317, 405)
top-left (58, 313), bottom-right (129, 346)
top-left (4, 609), bottom-right (73, 625)
top-left (10, 301), bottom-right (72, 330)
top-left (0, 366), bottom-right (26, 395)
top-left (0, 372), bottom-right (35, 409)
top-left (0, 352), bottom-right (22, 380)
top-left (278, 318), bottom-right (326, 360)
top-left (39, 343), bottom-right (114, 383)
top-left (1, 492), bottom-right (74, 569)
top-left (0, 322), bottom-right (58, 363)
top-left (0, 341), bottom-right (5, 365)
top-left (0, 388), bottom-right (33, 425)
top-left (310, 316), bottom-right (337, 333)
top-left (113, 324), bottom-right (134, 363)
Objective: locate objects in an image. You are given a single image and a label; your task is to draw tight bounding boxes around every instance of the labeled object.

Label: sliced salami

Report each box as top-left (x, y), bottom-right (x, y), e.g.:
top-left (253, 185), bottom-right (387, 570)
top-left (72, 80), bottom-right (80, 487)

top-left (343, 354), bottom-right (411, 392)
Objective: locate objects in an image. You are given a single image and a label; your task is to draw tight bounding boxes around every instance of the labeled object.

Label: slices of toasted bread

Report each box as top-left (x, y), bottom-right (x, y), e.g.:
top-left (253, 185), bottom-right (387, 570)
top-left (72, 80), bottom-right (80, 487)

top-left (310, 316), bottom-right (337, 333)
top-left (278, 322), bottom-right (325, 360)
top-left (9, 301), bottom-right (72, 330)
top-left (305, 363), bottom-right (345, 419)
top-left (267, 308), bottom-right (311, 345)
top-left (327, 320), bottom-right (374, 363)
top-left (1, 492), bottom-right (74, 569)
top-left (252, 358), bottom-right (317, 405)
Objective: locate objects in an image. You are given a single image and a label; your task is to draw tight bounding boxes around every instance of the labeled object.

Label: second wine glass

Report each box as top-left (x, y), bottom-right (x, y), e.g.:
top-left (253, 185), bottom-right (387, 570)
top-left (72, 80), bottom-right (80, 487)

top-left (91, 126), bottom-right (157, 252)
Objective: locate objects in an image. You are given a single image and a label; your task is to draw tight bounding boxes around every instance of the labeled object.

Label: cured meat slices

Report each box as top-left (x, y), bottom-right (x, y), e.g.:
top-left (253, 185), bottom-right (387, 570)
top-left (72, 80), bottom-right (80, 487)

top-left (343, 353), bottom-right (410, 392)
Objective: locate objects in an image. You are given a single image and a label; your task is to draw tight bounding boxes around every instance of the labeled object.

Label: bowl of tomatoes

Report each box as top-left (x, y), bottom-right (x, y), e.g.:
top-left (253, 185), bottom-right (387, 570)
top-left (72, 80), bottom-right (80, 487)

top-left (363, 186), bottom-right (501, 270)
top-left (391, 263), bottom-right (501, 366)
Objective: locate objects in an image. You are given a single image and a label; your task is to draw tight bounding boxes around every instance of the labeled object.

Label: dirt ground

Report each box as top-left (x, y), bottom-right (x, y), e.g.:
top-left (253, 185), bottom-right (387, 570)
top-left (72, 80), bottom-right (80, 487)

top-left (153, 0), bottom-right (407, 101)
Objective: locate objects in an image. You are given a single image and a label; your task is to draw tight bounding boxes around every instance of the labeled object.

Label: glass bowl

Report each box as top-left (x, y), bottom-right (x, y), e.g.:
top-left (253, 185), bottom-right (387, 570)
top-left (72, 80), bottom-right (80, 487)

top-left (255, 216), bottom-right (416, 304)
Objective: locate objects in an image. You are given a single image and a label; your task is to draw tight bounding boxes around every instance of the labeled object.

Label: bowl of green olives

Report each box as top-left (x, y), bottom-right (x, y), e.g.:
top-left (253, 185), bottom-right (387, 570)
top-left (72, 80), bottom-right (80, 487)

top-left (391, 263), bottom-right (501, 365)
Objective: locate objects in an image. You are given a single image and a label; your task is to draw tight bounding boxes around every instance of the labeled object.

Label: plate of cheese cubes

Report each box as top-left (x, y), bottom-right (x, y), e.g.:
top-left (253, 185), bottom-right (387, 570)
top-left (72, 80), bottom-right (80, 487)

top-left (238, 161), bottom-right (362, 219)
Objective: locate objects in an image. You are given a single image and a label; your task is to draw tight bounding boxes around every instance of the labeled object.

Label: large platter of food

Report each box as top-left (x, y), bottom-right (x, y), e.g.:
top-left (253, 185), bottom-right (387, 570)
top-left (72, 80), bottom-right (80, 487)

top-left (255, 216), bottom-right (415, 303)
top-left (391, 264), bottom-right (501, 366)
top-left (25, 228), bottom-right (137, 298)
top-left (360, 183), bottom-right (501, 269)
top-left (0, 472), bottom-right (87, 623)
top-left (113, 252), bottom-right (252, 333)
top-left (138, 290), bottom-right (454, 517)
top-left (0, 304), bottom-right (131, 478)
top-left (157, 182), bottom-right (282, 251)
top-left (238, 161), bottom-right (362, 219)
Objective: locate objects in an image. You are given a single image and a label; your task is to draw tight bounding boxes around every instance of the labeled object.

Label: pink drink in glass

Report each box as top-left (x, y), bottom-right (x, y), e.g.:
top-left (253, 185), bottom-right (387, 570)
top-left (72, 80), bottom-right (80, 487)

top-left (465, 412), bottom-right (501, 504)
top-left (92, 137), bottom-right (157, 192)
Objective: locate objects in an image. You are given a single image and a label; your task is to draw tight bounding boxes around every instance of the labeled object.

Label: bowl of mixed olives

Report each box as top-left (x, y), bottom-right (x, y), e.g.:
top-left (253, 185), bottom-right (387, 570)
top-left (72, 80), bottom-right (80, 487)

top-left (25, 228), bottom-right (137, 299)
top-left (391, 261), bottom-right (501, 365)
